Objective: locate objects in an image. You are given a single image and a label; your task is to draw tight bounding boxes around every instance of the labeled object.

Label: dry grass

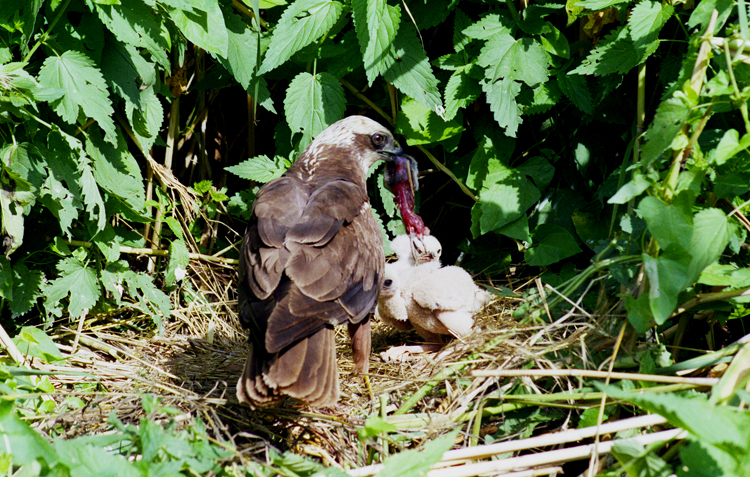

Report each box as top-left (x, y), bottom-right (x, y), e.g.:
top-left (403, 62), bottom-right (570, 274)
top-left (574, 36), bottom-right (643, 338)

top-left (18, 255), bottom-right (628, 472)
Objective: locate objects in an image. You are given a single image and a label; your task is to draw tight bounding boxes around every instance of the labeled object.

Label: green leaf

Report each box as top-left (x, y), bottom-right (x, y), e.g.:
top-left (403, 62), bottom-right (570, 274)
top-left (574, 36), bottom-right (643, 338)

top-left (637, 196), bottom-right (693, 253)
top-left (395, 97), bottom-right (465, 145)
top-left (496, 213), bottom-right (531, 241)
top-left (0, 167), bottom-right (35, 256)
top-left (100, 39), bottom-right (143, 109)
top-left (54, 439), bottom-right (141, 477)
top-left (124, 271), bottom-right (171, 333)
top-left (463, 12), bottom-right (513, 40)
top-left (643, 251), bottom-right (690, 324)
top-left (471, 174), bottom-right (540, 237)
top-left (558, 73), bottom-right (593, 115)
top-left (95, 2), bottom-right (171, 68)
top-left (628, 0), bottom-right (673, 49)
top-left (710, 129), bottom-right (750, 166)
top-left (466, 134), bottom-right (516, 191)
top-left (357, 415), bottom-right (397, 440)
top-left (12, 326), bottom-right (65, 363)
top-left (570, 26), bottom-right (641, 76)
top-left (284, 71), bottom-right (346, 150)
top-left (215, 3), bottom-right (260, 90)
top-left (483, 77), bottom-right (522, 137)
top-left (259, 0), bottom-right (345, 75)
top-left (478, 33), bottom-right (549, 87)
top-left (86, 128), bottom-right (146, 215)
top-left (226, 155), bottom-right (288, 183)
top-left (687, 208), bottom-right (729, 283)
top-left (44, 257), bottom-right (102, 318)
top-left (9, 263), bottom-right (42, 318)
top-left (641, 95), bottom-right (691, 166)
top-left (378, 431), bottom-right (457, 477)
top-left (0, 401), bottom-right (57, 466)
top-left (697, 264), bottom-right (750, 288)
top-left (575, 0), bottom-right (630, 10)
top-left (168, 0), bottom-right (228, 56)
top-left (353, 0), bottom-right (400, 85)
top-left (37, 51), bottom-right (117, 144)
top-left (611, 439), bottom-right (672, 477)
top-left (540, 24), bottom-right (570, 59)
top-left (166, 239), bottom-right (190, 287)
top-left (522, 81), bottom-right (561, 115)
top-left (608, 172), bottom-right (654, 204)
top-left (525, 224), bottom-right (583, 266)
top-left (383, 24), bottom-right (443, 114)
top-left (443, 67), bottom-right (482, 121)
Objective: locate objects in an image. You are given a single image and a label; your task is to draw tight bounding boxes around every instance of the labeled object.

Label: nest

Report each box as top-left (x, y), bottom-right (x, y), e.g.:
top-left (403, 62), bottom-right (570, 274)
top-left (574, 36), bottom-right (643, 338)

top-left (22, 258), bottom-right (622, 473)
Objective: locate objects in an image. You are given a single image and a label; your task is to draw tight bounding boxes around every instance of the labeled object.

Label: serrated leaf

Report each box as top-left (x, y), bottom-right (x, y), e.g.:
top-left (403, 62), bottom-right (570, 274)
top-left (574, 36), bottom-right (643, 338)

top-left (641, 95), bottom-right (691, 166)
top-left (452, 9), bottom-right (472, 52)
top-left (9, 263), bottom-right (42, 318)
top-left (284, 71), bottom-right (346, 150)
top-left (471, 173), bottom-right (540, 237)
top-left (127, 85), bottom-right (164, 152)
top-left (483, 77), bottom-right (522, 137)
top-left (384, 24), bottom-right (443, 114)
top-left (259, 0), bottom-right (345, 75)
top-left (87, 128), bottom-right (146, 215)
top-left (124, 271), bottom-right (171, 332)
top-left (95, 2), bottom-right (171, 68)
top-left (466, 134), bottom-right (516, 191)
top-left (0, 400), bottom-right (57, 466)
top-left (629, 0), bottom-right (673, 48)
top-left (38, 51), bottom-right (117, 144)
top-left (100, 38), bottom-right (142, 108)
top-left (377, 171), bottom-right (397, 218)
top-left (444, 68), bottom-right (482, 121)
top-left (395, 97), bottom-right (464, 145)
top-left (215, 3), bottom-right (259, 89)
top-left (168, 0), bottom-right (228, 56)
top-left (525, 224), bottom-right (582, 266)
top-left (44, 257), bottom-right (101, 318)
top-left (558, 73), bottom-right (593, 114)
top-left (463, 12), bottom-right (513, 39)
top-left (478, 33), bottom-right (549, 87)
top-left (570, 26), bottom-right (641, 76)
top-left (226, 155), bottom-right (288, 183)
top-left (353, 0), bottom-right (400, 85)
top-left (522, 81), bottom-right (561, 115)
top-left (576, 0), bottom-right (630, 11)
top-left (0, 168), bottom-right (35, 256)
top-left (166, 239), bottom-right (190, 286)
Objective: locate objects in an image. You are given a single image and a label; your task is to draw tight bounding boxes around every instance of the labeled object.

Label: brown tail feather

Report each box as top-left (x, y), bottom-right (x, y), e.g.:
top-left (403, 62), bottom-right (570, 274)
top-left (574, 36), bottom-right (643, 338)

top-left (236, 326), bottom-right (339, 407)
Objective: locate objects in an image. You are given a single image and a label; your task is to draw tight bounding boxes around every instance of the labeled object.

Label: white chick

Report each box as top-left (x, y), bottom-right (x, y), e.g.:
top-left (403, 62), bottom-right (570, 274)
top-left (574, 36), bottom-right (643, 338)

top-left (389, 234), bottom-right (442, 275)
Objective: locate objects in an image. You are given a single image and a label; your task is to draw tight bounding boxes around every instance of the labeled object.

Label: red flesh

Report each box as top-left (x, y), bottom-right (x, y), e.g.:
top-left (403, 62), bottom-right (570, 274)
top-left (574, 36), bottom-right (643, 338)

top-left (393, 181), bottom-right (428, 235)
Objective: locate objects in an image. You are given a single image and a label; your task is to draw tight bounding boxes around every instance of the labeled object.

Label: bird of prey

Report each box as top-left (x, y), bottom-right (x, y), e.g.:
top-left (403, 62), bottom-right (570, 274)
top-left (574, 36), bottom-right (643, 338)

top-left (236, 116), bottom-right (419, 407)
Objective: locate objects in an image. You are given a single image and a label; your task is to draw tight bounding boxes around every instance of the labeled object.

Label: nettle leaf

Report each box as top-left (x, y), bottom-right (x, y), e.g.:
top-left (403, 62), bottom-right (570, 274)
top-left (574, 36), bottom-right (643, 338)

top-left (259, 0), bottom-right (345, 75)
top-left (444, 67), bottom-right (482, 121)
top-left (226, 155), bottom-right (289, 183)
top-left (377, 172), bottom-right (397, 217)
top-left (353, 0), bottom-right (400, 85)
top-left (525, 224), bottom-right (583, 266)
top-left (522, 81), bottom-right (562, 115)
top-left (101, 38), bottom-right (142, 109)
top-left (640, 95), bottom-right (691, 166)
top-left (482, 77), bottom-right (522, 137)
top-left (38, 51), bottom-right (117, 144)
top-left (284, 71), bottom-right (346, 150)
top-left (463, 12), bottom-right (514, 40)
top-left (168, 0), bottom-right (228, 56)
top-left (466, 134), bottom-right (516, 190)
top-left (628, 0), bottom-right (673, 48)
top-left (124, 271), bottom-right (171, 332)
top-left (558, 73), bottom-right (593, 115)
top-left (87, 128), bottom-right (146, 215)
top-left (395, 97), bottom-right (464, 145)
top-left (127, 85), bottom-right (164, 152)
top-left (383, 24), bottom-right (443, 115)
top-left (379, 431), bottom-right (458, 477)
top-left (570, 26), bottom-right (640, 76)
top-left (576, 0), bottom-right (630, 11)
top-left (452, 9), bottom-right (472, 52)
top-left (478, 33), bottom-right (549, 87)
top-left (44, 257), bottom-right (102, 318)
top-left (215, 3), bottom-right (260, 90)
top-left (9, 263), bottom-right (43, 318)
top-left (95, 2), bottom-right (171, 68)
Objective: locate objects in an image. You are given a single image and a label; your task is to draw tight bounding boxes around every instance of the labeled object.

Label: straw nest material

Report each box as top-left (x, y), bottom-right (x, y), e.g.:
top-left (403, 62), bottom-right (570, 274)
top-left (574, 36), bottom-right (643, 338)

top-left (27, 258), bottom-right (624, 472)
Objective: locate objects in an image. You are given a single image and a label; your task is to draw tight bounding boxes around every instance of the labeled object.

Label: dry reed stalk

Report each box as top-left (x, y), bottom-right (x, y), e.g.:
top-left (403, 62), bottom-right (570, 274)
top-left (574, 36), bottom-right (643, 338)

top-left (471, 369), bottom-right (719, 386)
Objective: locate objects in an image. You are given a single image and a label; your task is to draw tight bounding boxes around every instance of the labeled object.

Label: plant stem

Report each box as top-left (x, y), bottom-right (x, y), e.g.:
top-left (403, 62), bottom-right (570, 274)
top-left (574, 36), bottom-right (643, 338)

top-left (24, 0), bottom-right (73, 63)
top-left (65, 239), bottom-right (239, 265)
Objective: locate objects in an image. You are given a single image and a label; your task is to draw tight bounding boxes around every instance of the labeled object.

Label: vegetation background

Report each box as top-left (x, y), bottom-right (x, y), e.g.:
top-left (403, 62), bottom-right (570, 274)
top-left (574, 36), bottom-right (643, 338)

top-left (1, 0), bottom-right (750, 475)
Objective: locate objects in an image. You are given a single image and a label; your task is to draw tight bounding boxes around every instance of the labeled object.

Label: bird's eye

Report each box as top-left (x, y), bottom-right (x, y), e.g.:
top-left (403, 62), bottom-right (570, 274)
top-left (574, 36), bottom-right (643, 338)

top-left (384, 279), bottom-right (393, 287)
top-left (371, 133), bottom-right (386, 148)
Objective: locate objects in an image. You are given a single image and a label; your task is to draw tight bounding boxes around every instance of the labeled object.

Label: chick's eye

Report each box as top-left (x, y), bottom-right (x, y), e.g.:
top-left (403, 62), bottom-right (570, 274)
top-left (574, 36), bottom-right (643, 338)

top-left (384, 279), bottom-right (393, 287)
top-left (371, 133), bottom-right (386, 148)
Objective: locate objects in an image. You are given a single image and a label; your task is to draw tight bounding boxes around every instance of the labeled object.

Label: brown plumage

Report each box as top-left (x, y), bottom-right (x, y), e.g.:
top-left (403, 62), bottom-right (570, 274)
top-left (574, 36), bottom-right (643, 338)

top-left (236, 116), bottom-right (404, 408)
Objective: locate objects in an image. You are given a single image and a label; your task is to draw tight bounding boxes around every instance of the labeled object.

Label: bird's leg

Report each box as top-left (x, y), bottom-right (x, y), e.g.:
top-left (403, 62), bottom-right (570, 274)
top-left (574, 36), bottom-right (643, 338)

top-left (348, 319), bottom-right (373, 400)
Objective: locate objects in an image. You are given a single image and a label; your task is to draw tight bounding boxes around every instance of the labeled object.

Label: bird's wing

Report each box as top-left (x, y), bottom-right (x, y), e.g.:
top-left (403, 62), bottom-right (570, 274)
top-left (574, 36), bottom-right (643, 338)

top-left (409, 266), bottom-right (476, 311)
top-left (261, 179), bottom-right (384, 354)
